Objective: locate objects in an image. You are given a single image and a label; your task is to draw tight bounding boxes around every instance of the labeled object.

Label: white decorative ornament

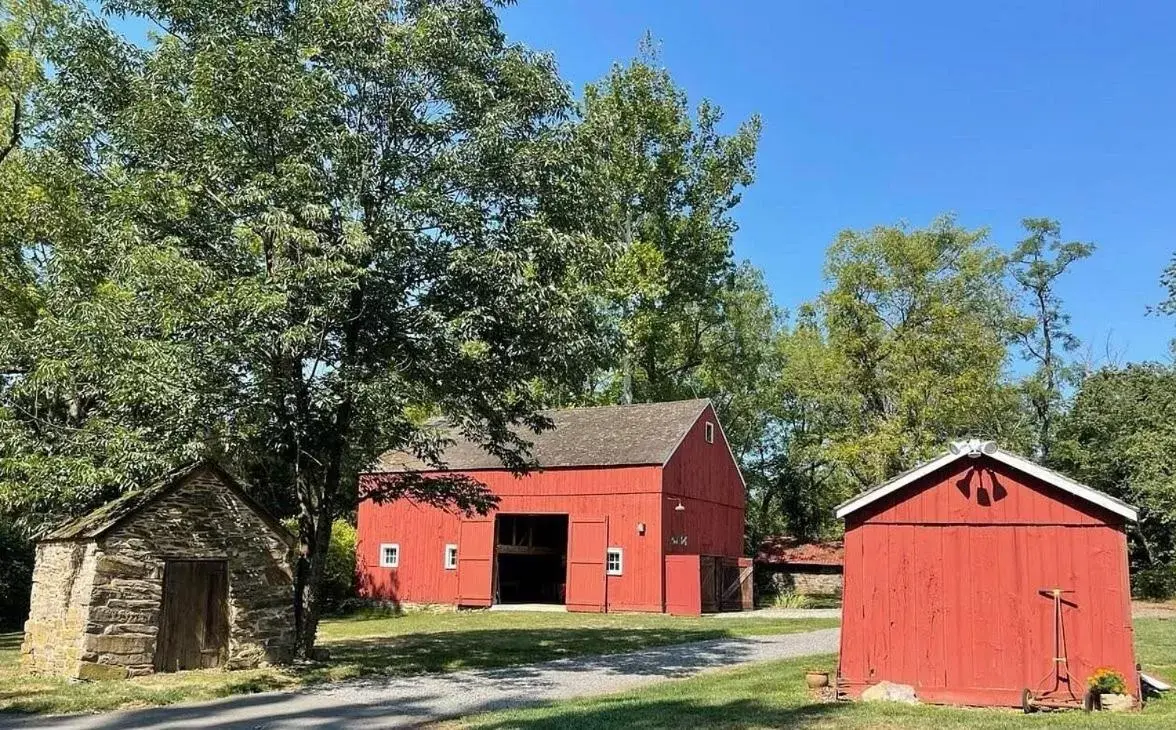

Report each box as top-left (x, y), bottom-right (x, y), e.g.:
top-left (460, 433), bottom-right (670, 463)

top-left (949, 439), bottom-right (997, 458)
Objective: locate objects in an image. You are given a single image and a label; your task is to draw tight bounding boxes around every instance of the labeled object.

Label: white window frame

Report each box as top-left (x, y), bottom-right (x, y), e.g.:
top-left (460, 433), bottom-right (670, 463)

top-left (379, 543), bottom-right (400, 568)
top-left (704, 421), bottom-right (715, 444)
top-left (444, 544), bottom-right (458, 570)
top-left (606, 547), bottom-right (624, 576)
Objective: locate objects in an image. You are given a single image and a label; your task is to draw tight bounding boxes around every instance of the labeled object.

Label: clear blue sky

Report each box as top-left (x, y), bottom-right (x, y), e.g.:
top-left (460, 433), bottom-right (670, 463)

top-left (500, 0), bottom-right (1176, 365)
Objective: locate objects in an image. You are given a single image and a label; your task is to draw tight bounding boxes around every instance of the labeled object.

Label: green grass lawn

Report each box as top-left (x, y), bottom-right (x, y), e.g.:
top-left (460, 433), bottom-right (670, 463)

top-left (449, 618), bottom-right (1176, 730)
top-left (0, 610), bottom-right (837, 716)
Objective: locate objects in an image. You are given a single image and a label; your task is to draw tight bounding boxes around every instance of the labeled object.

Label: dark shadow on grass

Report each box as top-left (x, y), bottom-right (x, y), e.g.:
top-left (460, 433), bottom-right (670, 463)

top-left (0, 634), bottom-right (21, 653)
top-left (299, 627), bottom-right (750, 682)
top-left (462, 697), bottom-right (856, 730)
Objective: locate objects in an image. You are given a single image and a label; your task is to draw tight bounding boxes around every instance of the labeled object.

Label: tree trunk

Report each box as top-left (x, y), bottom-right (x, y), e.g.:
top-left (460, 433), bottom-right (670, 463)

top-left (294, 502), bottom-right (333, 658)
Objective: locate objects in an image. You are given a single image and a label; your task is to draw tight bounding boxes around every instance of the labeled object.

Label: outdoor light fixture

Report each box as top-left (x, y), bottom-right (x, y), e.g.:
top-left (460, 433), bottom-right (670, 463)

top-left (949, 439), bottom-right (998, 458)
top-left (674, 499), bottom-right (685, 512)
top-left (637, 521), bottom-right (646, 535)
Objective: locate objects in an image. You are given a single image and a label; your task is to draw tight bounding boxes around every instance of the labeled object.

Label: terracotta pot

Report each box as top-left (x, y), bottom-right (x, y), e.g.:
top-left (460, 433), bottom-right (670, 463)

top-left (805, 671), bottom-right (830, 689)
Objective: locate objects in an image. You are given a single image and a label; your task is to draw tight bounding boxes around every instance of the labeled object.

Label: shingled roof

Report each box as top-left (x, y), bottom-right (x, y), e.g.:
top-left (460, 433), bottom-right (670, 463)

top-left (373, 399), bottom-right (712, 473)
top-left (42, 461), bottom-right (294, 543)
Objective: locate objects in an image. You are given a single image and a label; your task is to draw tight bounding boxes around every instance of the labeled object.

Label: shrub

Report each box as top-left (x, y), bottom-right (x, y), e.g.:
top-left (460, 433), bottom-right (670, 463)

top-left (283, 518), bottom-right (358, 614)
top-left (1088, 667), bottom-right (1128, 695)
top-left (0, 520), bottom-right (34, 630)
top-left (1132, 565), bottom-right (1176, 600)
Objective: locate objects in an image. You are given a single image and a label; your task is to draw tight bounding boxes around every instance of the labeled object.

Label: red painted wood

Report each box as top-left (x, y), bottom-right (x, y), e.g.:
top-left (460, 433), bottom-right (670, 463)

top-left (566, 517), bottom-right (608, 612)
top-left (662, 405), bottom-right (745, 557)
top-left (356, 407), bottom-right (747, 613)
top-left (664, 554), bottom-right (702, 616)
top-left (838, 455), bottom-right (1139, 708)
top-left (456, 519), bottom-right (494, 607)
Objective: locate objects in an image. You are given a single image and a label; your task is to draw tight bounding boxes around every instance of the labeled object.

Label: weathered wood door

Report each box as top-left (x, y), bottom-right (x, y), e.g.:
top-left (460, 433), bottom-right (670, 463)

top-left (456, 519), bottom-right (495, 607)
top-left (154, 560), bottom-right (229, 672)
top-left (565, 517), bottom-right (608, 612)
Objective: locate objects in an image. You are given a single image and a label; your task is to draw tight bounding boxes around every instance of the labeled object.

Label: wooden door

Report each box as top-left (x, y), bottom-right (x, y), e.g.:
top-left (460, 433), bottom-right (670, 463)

top-left (154, 560), bottom-right (229, 672)
top-left (565, 517), bottom-right (608, 612)
top-left (719, 559), bottom-right (753, 611)
top-left (457, 519), bottom-right (495, 607)
top-left (700, 556), bottom-right (719, 612)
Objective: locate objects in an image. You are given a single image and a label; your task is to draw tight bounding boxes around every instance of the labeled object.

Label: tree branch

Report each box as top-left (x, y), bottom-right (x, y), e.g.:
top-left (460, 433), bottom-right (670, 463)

top-left (0, 95), bottom-right (22, 166)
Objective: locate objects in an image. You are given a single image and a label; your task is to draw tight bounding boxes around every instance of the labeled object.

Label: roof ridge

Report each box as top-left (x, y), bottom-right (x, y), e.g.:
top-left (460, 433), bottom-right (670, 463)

top-left (835, 446), bottom-right (1138, 522)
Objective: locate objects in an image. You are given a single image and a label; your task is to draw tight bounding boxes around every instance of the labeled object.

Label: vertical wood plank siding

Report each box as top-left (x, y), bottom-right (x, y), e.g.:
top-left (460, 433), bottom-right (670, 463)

top-left (356, 405), bottom-right (747, 613)
top-left (839, 456), bottom-right (1138, 707)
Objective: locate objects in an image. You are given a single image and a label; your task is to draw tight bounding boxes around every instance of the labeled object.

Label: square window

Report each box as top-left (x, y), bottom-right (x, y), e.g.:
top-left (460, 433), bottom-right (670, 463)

top-left (380, 543), bottom-right (399, 568)
top-left (445, 544), bottom-right (458, 570)
top-left (606, 547), bottom-right (623, 576)
top-left (704, 421), bottom-right (715, 444)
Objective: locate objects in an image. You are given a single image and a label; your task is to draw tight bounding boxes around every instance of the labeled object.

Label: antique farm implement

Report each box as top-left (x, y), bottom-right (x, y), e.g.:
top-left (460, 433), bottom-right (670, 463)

top-left (1022, 588), bottom-right (1094, 712)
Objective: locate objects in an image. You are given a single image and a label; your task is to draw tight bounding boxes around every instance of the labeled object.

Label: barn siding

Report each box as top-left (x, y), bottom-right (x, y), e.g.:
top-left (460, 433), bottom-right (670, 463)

top-left (839, 455), bottom-right (1138, 707)
top-left (662, 405), bottom-right (745, 558)
top-left (357, 466), bottom-right (667, 612)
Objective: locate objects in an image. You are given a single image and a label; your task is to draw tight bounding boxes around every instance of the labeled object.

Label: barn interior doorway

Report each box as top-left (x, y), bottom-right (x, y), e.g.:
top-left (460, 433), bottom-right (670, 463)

top-left (494, 514), bottom-right (569, 605)
top-left (154, 559), bottom-right (230, 672)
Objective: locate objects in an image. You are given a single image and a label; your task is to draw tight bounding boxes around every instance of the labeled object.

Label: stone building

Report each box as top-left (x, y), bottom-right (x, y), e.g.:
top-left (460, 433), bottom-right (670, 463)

top-left (21, 461), bottom-right (296, 679)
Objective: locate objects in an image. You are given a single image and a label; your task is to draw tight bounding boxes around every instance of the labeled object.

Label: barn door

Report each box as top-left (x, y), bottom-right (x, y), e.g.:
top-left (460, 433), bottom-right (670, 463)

top-left (457, 518), bottom-right (495, 607)
top-left (719, 558), bottom-right (754, 611)
top-left (566, 517), bottom-right (608, 612)
top-left (154, 560), bottom-right (229, 672)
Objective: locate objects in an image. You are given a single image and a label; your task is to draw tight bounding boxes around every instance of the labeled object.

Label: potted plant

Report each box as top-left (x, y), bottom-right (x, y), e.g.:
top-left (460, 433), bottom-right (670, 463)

top-left (805, 669), bottom-right (830, 688)
top-left (1087, 667), bottom-right (1133, 712)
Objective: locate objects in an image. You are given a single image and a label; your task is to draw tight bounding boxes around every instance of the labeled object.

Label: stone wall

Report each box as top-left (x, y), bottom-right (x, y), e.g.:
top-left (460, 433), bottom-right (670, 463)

top-left (20, 541), bottom-right (99, 676)
top-left (757, 564), bottom-right (843, 598)
top-left (22, 467), bottom-right (296, 679)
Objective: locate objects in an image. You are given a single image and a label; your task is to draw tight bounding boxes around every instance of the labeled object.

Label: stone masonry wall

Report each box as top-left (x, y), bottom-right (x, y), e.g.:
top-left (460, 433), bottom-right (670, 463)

top-left (83, 471), bottom-right (296, 677)
top-left (21, 541), bottom-right (99, 676)
top-left (23, 468), bottom-right (296, 679)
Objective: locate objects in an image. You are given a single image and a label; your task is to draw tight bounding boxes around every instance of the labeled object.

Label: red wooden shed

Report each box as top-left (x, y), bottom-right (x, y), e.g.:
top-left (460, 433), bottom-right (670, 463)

top-left (837, 440), bottom-right (1140, 708)
top-left (356, 399), bottom-right (750, 614)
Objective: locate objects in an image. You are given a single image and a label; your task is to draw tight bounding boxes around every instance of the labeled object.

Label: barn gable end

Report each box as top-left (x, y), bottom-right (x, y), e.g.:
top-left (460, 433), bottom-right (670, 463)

top-left (837, 444), bottom-right (1140, 708)
top-left (844, 456), bottom-right (1129, 528)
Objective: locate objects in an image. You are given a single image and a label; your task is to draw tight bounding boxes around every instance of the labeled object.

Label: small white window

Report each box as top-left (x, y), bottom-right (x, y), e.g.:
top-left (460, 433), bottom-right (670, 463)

top-left (444, 544), bottom-right (458, 570)
top-left (380, 543), bottom-right (399, 568)
top-left (705, 421), bottom-right (715, 443)
top-left (606, 547), bottom-right (623, 576)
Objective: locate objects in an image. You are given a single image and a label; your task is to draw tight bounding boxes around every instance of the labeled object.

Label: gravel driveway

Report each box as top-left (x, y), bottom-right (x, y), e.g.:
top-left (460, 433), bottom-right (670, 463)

top-left (2, 627), bottom-right (840, 730)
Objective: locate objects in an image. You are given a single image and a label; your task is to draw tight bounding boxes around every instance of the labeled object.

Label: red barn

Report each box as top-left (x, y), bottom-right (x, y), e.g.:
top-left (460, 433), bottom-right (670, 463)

top-left (356, 399), bottom-right (749, 614)
top-left (836, 440), bottom-right (1140, 708)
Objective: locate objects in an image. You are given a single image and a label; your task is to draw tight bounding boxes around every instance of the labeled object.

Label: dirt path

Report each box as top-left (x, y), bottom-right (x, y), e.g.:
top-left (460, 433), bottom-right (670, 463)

top-left (1, 628), bottom-right (840, 730)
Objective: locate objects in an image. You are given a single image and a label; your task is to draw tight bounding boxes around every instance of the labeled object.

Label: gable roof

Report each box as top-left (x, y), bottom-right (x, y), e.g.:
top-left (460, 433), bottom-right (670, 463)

top-left (834, 445), bottom-right (1138, 522)
top-left (372, 399), bottom-right (713, 473)
top-left (42, 461), bottom-right (296, 544)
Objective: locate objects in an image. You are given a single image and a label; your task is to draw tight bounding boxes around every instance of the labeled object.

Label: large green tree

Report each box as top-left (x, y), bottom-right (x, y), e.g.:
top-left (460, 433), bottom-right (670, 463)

top-left (571, 45), bottom-right (763, 406)
top-left (1052, 364), bottom-right (1176, 597)
top-left (1008, 218), bottom-right (1093, 459)
top-left (1, 0), bottom-right (606, 653)
top-left (816, 216), bottom-right (1026, 487)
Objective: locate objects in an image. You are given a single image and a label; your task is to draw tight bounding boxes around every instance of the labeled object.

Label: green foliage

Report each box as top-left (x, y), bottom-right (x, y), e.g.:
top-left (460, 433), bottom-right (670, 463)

top-left (571, 42), bottom-right (765, 407)
top-left (1087, 666), bottom-right (1128, 695)
top-left (0, 0), bottom-right (609, 655)
top-left (817, 216), bottom-right (1024, 487)
top-left (0, 518), bottom-right (32, 629)
top-left (1053, 363), bottom-right (1176, 597)
top-left (285, 518), bottom-right (356, 614)
top-left (1008, 218), bottom-right (1094, 458)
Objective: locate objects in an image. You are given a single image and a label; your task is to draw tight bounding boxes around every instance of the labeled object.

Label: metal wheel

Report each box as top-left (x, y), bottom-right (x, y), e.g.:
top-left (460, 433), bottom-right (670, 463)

top-left (1083, 688), bottom-right (1098, 713)
top-left (1022, 688), bottom-right (1036, 714)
